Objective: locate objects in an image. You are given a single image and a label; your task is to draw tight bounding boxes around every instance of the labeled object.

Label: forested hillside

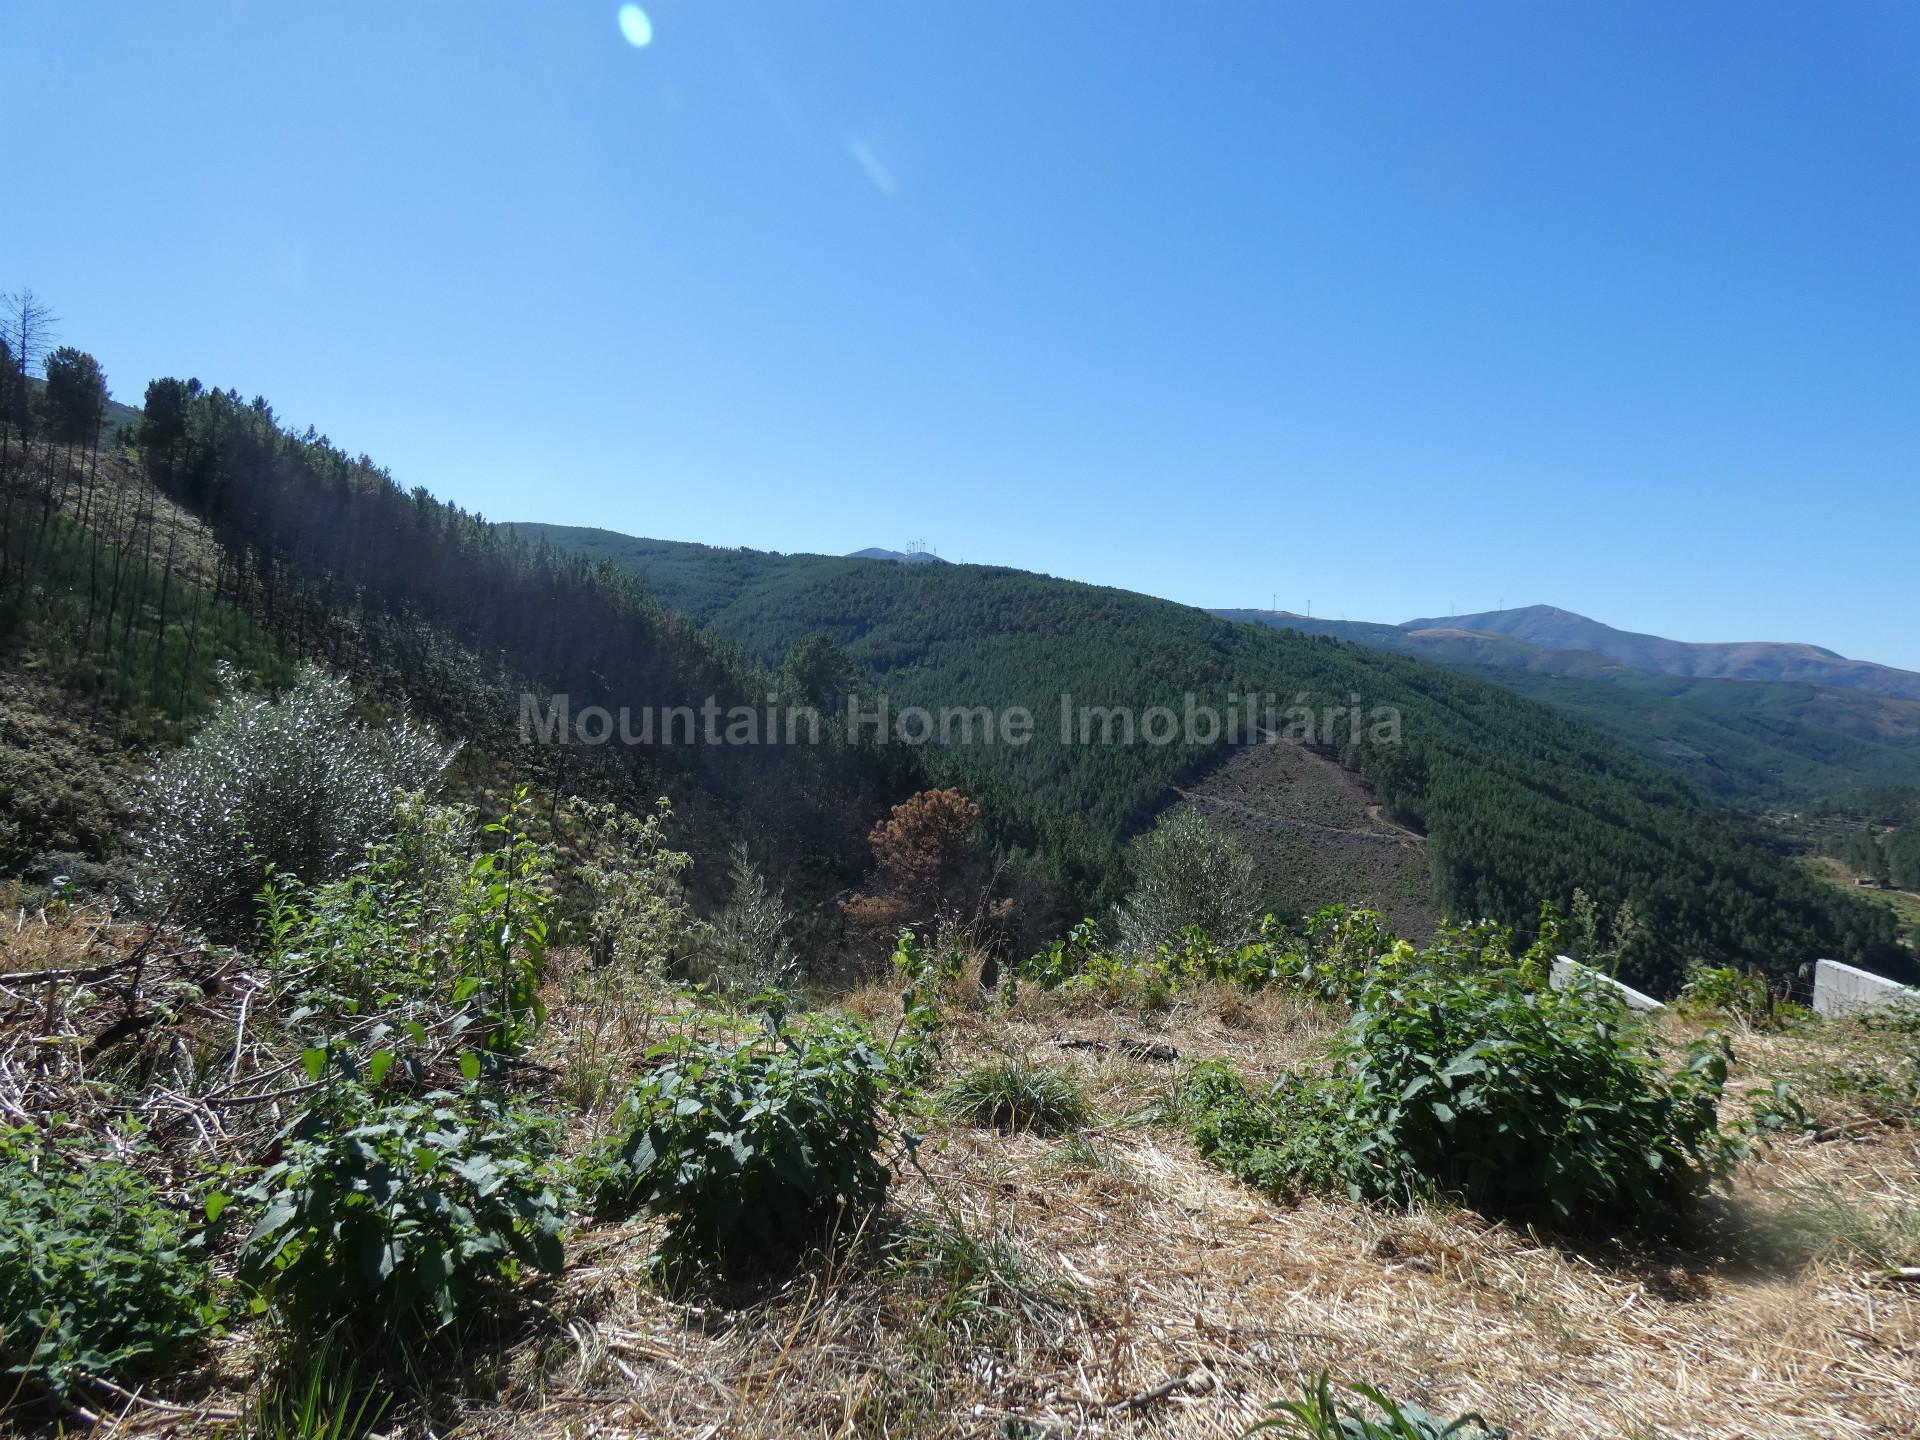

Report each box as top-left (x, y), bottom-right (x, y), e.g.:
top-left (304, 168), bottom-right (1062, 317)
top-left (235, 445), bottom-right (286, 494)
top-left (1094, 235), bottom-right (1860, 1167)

top-left (1, 338), bottom-right (1908, 994)
top-left (0, 363), bottom-right (919, 918)
top-left (514, 525), bottom-right (1909, 990)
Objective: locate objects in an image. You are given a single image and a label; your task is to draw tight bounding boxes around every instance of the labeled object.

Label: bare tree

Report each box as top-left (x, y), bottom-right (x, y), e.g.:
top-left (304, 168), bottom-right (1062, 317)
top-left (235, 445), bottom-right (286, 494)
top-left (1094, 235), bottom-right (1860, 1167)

top-left (0, 290), bottom-right (58, 574)
top-left (1, 289), bottom-right (59, 462)
top-left (0, 289), bottom-right (58, 583)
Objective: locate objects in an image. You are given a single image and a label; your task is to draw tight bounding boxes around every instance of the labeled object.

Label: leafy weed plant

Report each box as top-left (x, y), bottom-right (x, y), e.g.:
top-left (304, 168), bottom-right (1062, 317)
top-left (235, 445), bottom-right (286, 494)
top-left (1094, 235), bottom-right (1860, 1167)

top-left (0, 1127), bottom-right (221, 1409)
top-left (236, 1083), bottom-right (565, 1337)
top-left (579, 1013), bottom-right (899, 1280)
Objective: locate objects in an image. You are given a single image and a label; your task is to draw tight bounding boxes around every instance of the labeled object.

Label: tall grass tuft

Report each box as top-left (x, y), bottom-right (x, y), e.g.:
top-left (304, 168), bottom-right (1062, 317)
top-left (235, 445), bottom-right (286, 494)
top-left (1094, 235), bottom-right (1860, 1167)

top-left (941, 1057), bottom-right (1090, 1135)
top-left (1251, 1372), bottom-right (1503, 1439)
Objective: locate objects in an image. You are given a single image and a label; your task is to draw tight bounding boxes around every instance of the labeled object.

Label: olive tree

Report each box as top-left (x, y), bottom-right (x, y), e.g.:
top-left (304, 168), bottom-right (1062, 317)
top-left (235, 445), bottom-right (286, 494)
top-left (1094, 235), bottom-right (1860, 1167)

top-left (1112, 807), bottom-right (1262, 956)
top-left (135, 664), bottom-right (455, 933)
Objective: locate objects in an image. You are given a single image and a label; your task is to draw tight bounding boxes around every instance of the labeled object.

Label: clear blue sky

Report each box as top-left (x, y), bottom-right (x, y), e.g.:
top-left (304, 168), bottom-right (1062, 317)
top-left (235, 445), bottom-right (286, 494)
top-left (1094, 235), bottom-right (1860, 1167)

top-left (11, 2), bottom-right (1919, 667)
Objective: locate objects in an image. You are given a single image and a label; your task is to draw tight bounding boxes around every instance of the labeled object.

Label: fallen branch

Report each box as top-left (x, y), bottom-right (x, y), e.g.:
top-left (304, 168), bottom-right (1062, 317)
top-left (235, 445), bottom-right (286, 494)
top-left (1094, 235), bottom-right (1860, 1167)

top-left (1104, 1369), bottom-right (1210, 1411)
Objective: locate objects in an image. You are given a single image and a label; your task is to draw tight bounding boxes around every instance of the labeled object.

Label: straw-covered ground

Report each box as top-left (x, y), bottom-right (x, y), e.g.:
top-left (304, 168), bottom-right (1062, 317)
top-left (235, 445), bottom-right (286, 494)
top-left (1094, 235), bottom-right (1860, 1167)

top-left (3, 903), bottom-right (1916, 1440)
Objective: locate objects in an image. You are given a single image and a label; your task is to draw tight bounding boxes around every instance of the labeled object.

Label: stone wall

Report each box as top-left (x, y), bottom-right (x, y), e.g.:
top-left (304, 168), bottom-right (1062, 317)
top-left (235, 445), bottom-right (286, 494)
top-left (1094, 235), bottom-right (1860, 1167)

top-left (1549, 956), bottom-right (1665, 1012)
top-left (1812, 958), bottom-right (1920, 1017)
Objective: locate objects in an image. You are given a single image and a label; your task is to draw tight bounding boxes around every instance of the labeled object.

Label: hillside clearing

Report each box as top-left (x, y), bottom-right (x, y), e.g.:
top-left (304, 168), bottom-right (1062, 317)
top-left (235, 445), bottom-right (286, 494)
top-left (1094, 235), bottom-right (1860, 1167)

top-left (1800, 855), bottom-right (1920, 942)
top-left (1171, 735), bottom-right (1438, 942)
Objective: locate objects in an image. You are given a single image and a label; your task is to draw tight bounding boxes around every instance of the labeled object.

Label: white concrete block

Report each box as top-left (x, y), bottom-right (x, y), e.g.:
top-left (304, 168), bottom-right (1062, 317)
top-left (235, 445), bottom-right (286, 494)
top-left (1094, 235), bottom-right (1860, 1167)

top-left (1812, 958), bottom-right (1920, 1018)
top-left (1550, 955), bottom-right (1665, 1012)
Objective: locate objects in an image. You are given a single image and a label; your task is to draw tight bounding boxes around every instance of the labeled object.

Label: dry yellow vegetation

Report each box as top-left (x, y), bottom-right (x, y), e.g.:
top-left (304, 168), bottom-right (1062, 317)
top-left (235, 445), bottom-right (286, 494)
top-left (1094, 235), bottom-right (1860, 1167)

top-left (4, 910), bottom-right (1916, 1439)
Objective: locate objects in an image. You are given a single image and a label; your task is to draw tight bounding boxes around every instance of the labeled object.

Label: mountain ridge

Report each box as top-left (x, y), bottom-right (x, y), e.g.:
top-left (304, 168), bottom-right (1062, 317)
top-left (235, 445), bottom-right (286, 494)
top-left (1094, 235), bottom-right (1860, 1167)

top-left (847, 547), bottom-right (947, 564)
top-left (1395, 604), bottom-right (1917, 696)
top-left (1212, 606), bottom-right (1920, 806)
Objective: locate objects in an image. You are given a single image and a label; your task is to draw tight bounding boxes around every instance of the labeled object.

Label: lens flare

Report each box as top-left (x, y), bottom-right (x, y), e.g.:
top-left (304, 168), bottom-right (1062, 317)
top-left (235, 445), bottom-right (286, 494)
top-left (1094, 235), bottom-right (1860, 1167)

top-left (616, 4), bottom-right (652, 48)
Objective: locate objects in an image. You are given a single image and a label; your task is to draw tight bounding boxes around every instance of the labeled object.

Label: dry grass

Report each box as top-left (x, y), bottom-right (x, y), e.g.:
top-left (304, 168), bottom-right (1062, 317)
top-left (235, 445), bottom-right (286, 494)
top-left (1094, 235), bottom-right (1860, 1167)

top-left (5, 915), bottom-right (1918, 1439)
top-left (470, 988), bottom-right (1920, 1440)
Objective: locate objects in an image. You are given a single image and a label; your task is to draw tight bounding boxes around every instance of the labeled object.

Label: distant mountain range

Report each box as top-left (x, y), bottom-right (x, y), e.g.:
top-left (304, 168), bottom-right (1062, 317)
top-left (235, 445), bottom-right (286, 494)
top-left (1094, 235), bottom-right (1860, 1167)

top-left (490, 527), bottom-right (1920, 811)
top-left (1214, 604), bottom-right (1920, 702)
top-left (847, 547), bottom-right (946, 564)
top-left (1212, 604), bottom-right (1920, 806)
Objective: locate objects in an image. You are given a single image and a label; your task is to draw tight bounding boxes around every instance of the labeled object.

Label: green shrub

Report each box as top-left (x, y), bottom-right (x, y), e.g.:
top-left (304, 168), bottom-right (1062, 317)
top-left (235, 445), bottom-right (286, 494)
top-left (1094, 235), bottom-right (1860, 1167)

top-left (580, 1014), bottom-right (896, 1278)
top-left (701, 840), bottom-right (799, 995)
top-left (562, 795), bottom-right (706, 975)
top-left (1678, 966), bottom-right (1798, 1029)
top-left (259, 788), bottom-right (551, 1053)
top-left (135, 664), bottom-right (454, 934)
top-left (0, 1128), bottom-right (220, 1408)
top-left (1281, 907), bottom-right (1405, 1002)
top-left (942, 1057), bottom-right (1090, 1135)
top-left (446, 788), bottom-right (554, 1050)
top-left (258, 854), bottom-right (439, 1016)
top-left (1015, 919), bottom-right (1283, 1006)
top-left (1020, 918), bottom-right (1108, 990)
top-left (1337, 965), bottom-right (1736, 1227)
top-left (1252, 1372), bottom-right (1503, 1439)
top-left (237, 1083), bottom-right (565, 1336)
top-left (1185, 961), bottom-right (1740, 1234)
top-left (1011, 907), bottom-right (1407, 1006)
top-left (1181, 1061), bottom-right (1349, 1203)
top-left (890, 929), bottom-right (962, 1082)
top-left (1112, 809), bottom-right (1261, 957)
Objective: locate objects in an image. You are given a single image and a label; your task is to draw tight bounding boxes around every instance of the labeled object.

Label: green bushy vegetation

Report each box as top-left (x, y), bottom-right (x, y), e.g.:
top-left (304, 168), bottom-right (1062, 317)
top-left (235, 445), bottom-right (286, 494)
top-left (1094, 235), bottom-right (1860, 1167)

top-left (1334, 964), bottom-right (1735, 1228)
top-left (0, 1127), bottom-right (221, 1407)
top-left (258, 786), bottom-right (554, 1043)
top-left (236, 1081), bottom-right (566, 1338)
top-left (1677, 965), bottom-right (1801, 1030)
top-left (1112, 806), bottom-right (1262, 956)
top-left (701, 839), bottom-right (801, 995)
top-left (1178, 923), bottom-right (1762, 1235)
top-left (1013, 905), bottom-right (1400, 1006)
top-left (136, 663), bottom-right (454, 934)
top-left (580, 1013), bottom-right (901, 1278)
top-left (235, 785), bottom-right (570, 1338)
top-left (561, 794), bottom-right (706, 975)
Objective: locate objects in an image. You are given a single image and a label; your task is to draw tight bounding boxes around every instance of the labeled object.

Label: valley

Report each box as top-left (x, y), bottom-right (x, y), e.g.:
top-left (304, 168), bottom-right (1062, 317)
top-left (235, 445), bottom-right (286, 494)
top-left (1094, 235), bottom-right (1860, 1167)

top-left (515, 523), bottom-right (1909, 992)
top-left (0, 337), bottom-right (1911, 1440)
top-left (7, 8), bottom-right (1917, 1434)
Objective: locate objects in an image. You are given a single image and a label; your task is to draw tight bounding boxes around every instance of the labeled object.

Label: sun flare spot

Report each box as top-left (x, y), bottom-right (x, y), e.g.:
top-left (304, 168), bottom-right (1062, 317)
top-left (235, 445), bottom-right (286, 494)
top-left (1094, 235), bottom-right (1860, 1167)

top-left (616, 4), bottom-right (653, 48)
